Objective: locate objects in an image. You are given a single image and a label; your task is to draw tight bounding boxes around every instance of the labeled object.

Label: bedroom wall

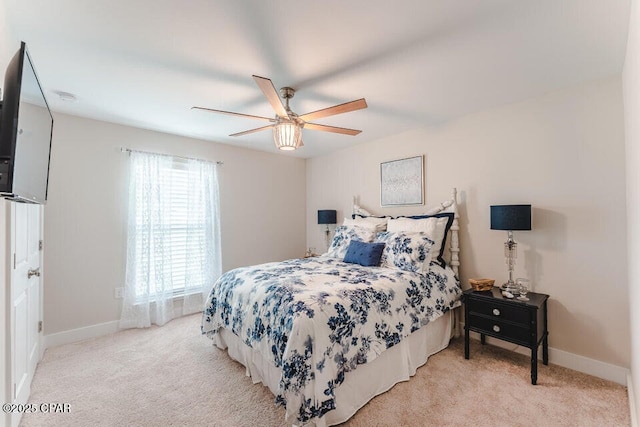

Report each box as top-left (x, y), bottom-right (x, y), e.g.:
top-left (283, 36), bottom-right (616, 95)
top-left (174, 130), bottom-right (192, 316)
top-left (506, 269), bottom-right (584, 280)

top-left (307, 77), bottom-right (629, 369)
top-left (43, 114), bottom-right (306, 335)
top-left (623, 0), bottom-right (640, 421)
top-left (0, 7), bottom-right (12, 72)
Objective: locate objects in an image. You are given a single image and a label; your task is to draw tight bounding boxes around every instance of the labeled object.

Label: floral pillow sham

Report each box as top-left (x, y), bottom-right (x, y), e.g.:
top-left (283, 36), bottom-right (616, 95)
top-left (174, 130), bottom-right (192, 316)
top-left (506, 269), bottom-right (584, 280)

top-left (326, 225), bottom-right (377, 259)
top-left (387, 213), bottom-right (454, 267)
top-left (375, 231), bottom-right (435, 273)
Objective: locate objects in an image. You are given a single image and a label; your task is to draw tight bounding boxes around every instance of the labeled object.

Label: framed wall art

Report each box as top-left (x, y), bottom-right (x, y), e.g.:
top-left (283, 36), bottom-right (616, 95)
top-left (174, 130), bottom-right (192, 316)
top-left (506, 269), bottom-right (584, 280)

top-left (380, 155), bottom-right (424, 207)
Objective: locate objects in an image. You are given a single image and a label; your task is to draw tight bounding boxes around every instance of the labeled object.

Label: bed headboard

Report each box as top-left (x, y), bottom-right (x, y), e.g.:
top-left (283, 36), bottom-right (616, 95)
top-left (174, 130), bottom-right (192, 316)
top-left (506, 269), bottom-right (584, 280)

top-left (352, 188), bottom-right (460, 276)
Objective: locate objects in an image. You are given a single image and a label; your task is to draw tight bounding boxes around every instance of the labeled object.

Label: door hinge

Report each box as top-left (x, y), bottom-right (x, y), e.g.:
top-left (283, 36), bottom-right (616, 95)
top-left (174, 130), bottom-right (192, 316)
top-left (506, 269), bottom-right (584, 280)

top-left (13, 253), bottom-right (15, 269)
top-left (38, 320), bottom-right (43, 333)
top-left (39, 240), bottom-right (43, 251)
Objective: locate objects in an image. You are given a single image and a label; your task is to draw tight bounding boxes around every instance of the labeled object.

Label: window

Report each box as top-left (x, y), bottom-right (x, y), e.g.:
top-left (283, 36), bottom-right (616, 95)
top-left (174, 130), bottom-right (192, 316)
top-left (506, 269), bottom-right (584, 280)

top-left (120, 151), bottom-right (221, 328)
top-left (132, 161), bottom-right (206, 295)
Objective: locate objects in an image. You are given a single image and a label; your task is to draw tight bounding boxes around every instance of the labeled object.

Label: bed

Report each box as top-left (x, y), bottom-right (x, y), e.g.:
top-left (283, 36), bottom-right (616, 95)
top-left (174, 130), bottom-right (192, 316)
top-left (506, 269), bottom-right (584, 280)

top-left (202, 189), bottom-right (462, 426)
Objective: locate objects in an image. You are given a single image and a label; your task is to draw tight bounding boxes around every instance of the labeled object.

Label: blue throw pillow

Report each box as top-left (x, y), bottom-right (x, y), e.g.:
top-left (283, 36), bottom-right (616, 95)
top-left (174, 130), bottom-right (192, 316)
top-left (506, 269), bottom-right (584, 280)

top-left (343, 241), bottom-right (386, 267)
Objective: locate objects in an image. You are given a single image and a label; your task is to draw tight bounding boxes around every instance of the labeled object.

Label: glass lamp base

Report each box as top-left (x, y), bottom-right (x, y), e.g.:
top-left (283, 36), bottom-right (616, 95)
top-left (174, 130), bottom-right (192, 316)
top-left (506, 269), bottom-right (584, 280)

top-left (501, 282), bottom-right (519, 294)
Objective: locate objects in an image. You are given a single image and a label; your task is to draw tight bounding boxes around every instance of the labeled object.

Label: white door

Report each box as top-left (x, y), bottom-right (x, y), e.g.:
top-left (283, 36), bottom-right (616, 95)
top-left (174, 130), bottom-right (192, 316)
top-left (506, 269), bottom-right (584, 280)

top-left (10, 202), bottom-right (42, 427)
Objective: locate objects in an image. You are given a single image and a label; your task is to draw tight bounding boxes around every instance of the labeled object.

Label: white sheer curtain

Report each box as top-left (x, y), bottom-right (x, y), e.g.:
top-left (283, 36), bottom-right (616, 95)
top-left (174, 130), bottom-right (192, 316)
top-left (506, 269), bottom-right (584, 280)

top-left (120, 151), bottom-right (222, 329)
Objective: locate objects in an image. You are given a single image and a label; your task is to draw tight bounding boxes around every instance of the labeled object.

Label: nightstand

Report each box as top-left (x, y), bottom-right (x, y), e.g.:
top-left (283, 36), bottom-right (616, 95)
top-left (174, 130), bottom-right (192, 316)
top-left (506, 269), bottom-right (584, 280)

top-left (463, 287), bottom-right (549, 385)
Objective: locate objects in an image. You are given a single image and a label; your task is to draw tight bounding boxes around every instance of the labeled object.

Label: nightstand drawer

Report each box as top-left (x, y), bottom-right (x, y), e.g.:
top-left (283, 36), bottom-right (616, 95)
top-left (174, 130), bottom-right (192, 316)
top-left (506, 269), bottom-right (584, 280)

top-left (467, 314), bottom-right (530, 344)
top-left (467, 298), bottom-right (529, 326)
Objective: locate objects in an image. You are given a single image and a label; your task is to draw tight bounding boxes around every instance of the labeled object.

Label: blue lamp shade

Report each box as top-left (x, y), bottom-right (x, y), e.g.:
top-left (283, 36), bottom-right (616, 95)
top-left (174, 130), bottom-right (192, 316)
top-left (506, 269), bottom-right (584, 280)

top-left (490, 205), bottom-right (532, 231)
top-left (318, 210), bottom-right (337, 225)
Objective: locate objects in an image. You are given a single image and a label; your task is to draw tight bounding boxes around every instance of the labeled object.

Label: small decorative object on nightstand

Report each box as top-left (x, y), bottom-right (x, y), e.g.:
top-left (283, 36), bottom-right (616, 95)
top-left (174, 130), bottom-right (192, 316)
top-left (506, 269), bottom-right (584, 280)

top-left (463, 287), bottom-right (549, 385)
top-left (516, 278), bottom-right (530, 301)
top-left (469, 278), bottom-right (495, 292)
top-left (304, 248), bottom-right (318, 258)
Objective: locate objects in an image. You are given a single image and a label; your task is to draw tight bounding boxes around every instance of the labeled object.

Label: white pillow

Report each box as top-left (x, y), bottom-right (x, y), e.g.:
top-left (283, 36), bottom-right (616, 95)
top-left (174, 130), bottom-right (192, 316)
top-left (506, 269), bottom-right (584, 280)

top-left (343, 216), bottom-right (388, 233)
top-left (387, 216), bottom-right (449, 264)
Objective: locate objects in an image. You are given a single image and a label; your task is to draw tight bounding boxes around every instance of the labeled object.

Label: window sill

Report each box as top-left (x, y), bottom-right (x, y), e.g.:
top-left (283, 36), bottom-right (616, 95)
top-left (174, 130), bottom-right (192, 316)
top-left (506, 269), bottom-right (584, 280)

top-left (133, 288), bottom-right (203, 305)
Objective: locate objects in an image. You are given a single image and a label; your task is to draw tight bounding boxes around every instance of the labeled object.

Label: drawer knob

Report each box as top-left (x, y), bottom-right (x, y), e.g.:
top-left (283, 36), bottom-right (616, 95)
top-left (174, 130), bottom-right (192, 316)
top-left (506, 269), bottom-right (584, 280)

top-left (492, 308), bottom-right (501, 316)
top-left (493, 325), bottom-right (501, 333)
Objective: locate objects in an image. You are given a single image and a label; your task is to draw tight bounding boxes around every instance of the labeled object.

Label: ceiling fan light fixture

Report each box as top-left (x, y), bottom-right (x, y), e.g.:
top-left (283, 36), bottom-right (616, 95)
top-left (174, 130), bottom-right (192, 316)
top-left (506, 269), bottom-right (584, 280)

top-left (273, 118), bottom-right (302, 151)
top-left (193, 75), bottom-right (367, 152)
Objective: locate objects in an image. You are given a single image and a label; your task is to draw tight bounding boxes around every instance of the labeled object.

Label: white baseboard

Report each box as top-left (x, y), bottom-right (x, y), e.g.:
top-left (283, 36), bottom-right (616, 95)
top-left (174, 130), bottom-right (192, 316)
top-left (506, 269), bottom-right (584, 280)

top-left (44, 320), bottom-right (120, 349)
top-left (466, 330), bottom-right (629, 385)
top-left (630, 373), bottom-right (638, 427)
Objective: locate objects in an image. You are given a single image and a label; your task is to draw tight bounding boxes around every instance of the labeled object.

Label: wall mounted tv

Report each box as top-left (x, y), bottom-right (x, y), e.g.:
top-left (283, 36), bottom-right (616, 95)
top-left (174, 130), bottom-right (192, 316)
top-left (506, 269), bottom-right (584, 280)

top-left (0, 41), bottom-right (53, 204)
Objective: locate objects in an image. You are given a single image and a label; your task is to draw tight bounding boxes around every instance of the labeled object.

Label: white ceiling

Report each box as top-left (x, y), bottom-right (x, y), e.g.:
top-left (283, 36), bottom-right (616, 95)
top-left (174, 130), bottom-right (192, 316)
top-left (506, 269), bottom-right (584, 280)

top-left (3, 0), bottom-right (631, 158)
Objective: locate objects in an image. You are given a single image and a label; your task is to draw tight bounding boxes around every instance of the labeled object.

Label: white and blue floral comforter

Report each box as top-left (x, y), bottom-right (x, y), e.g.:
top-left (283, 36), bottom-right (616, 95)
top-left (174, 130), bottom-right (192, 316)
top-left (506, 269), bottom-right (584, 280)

top-left (201, 256), bottom-right (461, 425)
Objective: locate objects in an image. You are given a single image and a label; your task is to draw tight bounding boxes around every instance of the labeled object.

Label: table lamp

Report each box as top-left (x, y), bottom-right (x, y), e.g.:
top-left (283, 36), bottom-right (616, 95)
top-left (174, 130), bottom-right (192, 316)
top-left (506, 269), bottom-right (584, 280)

top-left (490, 204), bottom-right (531, 293)
top-left (318, 209), bottom-right (337, 249)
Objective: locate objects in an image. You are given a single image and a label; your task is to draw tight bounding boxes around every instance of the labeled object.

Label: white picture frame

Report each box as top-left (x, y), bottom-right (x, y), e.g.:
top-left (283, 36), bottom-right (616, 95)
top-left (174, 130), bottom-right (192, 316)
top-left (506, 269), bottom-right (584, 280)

top-left (380, 155), bottom-right (424, 207)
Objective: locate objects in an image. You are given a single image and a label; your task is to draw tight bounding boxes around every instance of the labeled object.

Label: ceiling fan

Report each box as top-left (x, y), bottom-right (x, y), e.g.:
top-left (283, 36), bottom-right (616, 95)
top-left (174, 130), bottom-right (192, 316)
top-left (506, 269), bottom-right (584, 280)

top-left (192, 75), bottom-right (367, 151)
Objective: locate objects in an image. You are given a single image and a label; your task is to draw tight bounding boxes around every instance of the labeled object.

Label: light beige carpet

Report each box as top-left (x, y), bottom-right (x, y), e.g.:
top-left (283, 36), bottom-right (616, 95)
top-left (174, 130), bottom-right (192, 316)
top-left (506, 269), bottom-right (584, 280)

top-left (20, 314), bottom-right (629, 427)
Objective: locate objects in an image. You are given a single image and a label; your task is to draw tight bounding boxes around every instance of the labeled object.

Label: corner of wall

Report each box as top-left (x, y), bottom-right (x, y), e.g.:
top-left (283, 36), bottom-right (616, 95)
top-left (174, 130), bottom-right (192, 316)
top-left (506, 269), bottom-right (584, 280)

top-left (630, 373), bottom-right (638, 427)
top-left (623, 0), bottom-right (640, 423)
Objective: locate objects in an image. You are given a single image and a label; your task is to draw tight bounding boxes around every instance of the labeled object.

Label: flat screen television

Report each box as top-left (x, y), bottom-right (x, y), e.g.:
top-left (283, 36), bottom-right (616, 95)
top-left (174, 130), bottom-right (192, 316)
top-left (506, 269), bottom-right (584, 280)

top-left (0, 41), bottom-right (53, 204)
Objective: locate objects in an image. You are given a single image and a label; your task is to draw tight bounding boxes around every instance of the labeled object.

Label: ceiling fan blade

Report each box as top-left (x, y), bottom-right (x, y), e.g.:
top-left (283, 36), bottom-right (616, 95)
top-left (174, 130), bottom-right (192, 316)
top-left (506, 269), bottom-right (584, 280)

top-left (253, 75), bottom-right (289, 118)
top-left (191, 106), bottom-right (275, 122)
top-left (229, 125), bottom-right (274, 137)
top-left (299, 98), bottom-right (367, 122)
top-left (304, 122), bottom-right (362, 136)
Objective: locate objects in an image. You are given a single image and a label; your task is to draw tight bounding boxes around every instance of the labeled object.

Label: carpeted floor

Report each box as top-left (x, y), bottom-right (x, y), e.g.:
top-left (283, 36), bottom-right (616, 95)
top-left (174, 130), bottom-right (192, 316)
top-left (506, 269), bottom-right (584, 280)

top-left (20, 314), bottom-right (629, 427)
